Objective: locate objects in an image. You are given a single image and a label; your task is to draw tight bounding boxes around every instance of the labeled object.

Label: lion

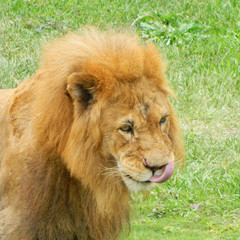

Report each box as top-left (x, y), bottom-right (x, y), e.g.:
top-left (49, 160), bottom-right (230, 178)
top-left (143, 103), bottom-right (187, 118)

top-left (0, 28), bottom-right (184, 240)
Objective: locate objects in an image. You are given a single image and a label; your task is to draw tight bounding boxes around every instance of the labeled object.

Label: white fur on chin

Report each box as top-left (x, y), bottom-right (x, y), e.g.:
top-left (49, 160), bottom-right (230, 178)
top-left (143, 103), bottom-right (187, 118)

top-left (122, 176), bottom-right (156, 193)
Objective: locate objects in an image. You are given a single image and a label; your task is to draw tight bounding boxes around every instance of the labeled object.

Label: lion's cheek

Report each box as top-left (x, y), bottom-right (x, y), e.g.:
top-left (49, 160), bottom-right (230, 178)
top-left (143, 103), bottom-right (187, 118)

top-left (118, 156), bottom-right (151, 182)
top-left (103, 134), bottom-right (130, 160)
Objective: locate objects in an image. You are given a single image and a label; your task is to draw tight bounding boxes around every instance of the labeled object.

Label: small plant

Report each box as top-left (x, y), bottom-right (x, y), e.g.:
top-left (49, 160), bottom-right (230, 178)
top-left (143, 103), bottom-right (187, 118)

top-left (133, 13), bottom-right (210, 46)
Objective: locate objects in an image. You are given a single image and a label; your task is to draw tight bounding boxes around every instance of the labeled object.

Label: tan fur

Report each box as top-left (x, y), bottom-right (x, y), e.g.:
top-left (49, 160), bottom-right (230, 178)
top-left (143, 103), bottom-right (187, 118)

top-left (0, 28), bottom-right (184, 240)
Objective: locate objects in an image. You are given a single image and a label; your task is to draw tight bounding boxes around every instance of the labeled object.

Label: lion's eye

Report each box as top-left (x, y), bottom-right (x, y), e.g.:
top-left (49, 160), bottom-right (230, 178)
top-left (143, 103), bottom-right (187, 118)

top-left (119, 125), bottom-right (133, 133)
top-left (159, 116), bottom-right (167, 125)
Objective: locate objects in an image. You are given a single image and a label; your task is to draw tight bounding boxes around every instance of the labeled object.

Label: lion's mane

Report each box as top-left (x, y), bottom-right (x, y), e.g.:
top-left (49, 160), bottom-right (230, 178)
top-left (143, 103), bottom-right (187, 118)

top-left (0, 28), bottom-right (184, 240)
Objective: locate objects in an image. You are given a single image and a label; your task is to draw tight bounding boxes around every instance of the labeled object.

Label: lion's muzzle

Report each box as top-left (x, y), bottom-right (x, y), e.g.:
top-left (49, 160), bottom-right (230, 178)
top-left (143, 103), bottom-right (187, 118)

top-left (147, 160), bottom-right (174, 183)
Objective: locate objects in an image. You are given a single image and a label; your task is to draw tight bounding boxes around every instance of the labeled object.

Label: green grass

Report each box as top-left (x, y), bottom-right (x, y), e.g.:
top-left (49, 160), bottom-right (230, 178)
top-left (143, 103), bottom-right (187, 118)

top-left (0, 0), bottom-right (239, 239)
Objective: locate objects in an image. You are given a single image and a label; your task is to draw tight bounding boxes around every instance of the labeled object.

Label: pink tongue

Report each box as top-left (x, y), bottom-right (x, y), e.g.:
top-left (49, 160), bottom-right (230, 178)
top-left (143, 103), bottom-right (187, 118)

top-left (149, 160), bottom-right (174, 183)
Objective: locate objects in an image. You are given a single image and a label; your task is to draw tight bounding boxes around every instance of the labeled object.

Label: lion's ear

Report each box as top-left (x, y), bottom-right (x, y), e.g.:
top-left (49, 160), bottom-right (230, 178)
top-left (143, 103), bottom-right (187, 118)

top-left (67, 73), bottom-right (97, 108)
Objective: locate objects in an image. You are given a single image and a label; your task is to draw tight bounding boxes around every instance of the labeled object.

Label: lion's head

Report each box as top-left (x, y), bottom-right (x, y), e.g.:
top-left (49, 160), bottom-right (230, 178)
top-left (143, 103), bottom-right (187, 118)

top-left (32, 28), bottom-right (184, 212)
top-left (99, 86), bottom-right (178, 192)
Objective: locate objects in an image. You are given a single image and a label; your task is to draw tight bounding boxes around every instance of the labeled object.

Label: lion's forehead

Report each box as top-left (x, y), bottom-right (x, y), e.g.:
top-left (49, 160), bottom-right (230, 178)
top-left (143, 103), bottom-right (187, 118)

top-left (101, 88), bottom-right (170, 129)
top-left (116, 101), bottom-right (169, 126)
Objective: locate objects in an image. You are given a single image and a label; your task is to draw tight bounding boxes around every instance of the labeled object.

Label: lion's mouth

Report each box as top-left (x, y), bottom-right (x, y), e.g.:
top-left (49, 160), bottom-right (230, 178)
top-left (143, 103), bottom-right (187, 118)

top-left (124, 160), bottom-right (174, 184)
top-left (124, 173), bottom-right (150, 183)
top-left (148, 160), bottom-right (174, 183)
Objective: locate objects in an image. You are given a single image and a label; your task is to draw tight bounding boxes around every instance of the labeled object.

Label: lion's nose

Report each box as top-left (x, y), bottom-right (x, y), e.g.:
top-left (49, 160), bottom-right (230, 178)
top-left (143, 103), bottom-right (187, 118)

top-left (144, 163), bottom-right (167, 172)
top-left (142, 157), bottom-right (167, 172)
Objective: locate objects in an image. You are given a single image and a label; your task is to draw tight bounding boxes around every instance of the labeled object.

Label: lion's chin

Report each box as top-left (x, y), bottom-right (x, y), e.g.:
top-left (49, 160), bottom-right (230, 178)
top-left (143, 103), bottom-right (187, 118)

top-left (121, 177), bottom-right (156, 193)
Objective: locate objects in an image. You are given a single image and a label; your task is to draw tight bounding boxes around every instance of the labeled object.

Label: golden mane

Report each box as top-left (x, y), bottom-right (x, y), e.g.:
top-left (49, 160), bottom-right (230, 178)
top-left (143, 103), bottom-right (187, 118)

top-left (0, 28), bottom-right (184, 240)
